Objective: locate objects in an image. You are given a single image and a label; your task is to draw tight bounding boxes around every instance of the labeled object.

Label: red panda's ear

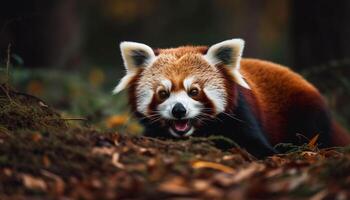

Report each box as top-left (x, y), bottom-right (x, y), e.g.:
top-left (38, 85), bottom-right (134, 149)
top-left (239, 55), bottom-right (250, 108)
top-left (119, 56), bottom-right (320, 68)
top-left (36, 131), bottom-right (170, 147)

top-left (120, 41), bottom-right (156, 72)
top-left (205, 39), bottom-right (244, 69)
top-left (205, 39), bottom-right (250, 89)
top-left (113, 41), bottom-right (156, 94)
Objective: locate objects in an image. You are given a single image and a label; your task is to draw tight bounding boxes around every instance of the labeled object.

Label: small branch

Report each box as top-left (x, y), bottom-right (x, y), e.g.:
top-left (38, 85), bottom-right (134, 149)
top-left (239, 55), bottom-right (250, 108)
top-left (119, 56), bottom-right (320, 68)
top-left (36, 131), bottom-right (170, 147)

top-left (61, 117), bottom-right (87, 121)
top-left (0, 84), bottom-right (22, 107)
top-left (0, 84), bottom-right (13, 102)
top-left (6, 43), bottom-right (11, 85)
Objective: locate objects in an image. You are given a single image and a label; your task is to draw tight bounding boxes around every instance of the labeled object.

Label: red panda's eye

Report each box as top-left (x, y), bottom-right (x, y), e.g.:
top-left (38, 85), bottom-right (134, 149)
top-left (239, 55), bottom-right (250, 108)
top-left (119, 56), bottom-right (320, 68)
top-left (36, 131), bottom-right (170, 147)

top-left (158, 90), bottom-right (170, 100)
top-left (188, 88), bottom-right (199, 97)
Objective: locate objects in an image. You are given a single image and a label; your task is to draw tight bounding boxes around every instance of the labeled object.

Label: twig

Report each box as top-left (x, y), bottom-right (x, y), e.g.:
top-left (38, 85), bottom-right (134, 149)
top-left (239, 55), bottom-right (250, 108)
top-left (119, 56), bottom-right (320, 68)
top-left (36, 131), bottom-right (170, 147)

top-left (0, 84), bottom-right (14, 103)
top-left (61, 117), bottom-right (87, 121)
top-left (6, 43), bottom-right (11, 85)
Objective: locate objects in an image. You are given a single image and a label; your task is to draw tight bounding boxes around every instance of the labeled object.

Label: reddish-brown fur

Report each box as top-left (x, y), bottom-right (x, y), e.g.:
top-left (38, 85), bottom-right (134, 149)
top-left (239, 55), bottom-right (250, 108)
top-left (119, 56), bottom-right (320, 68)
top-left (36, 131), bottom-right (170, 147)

top-left (240, 59), bottom-right (350, 145)
top-left (128, 46), bottom-right (350, 146)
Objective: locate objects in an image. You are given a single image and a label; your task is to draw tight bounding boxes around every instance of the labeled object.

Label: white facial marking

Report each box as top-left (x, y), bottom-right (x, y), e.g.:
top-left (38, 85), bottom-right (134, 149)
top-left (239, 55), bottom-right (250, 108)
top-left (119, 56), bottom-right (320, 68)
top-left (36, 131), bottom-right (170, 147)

top-left (136, 78), bottom-right (173, 116)
top-left (203, 85), bottom-right (227, 114)
top-left (161, 79), bottom-right (172, 91)
top-left (136, 85), bottom-right (154, 115)
top-left (183, 76), bottom-right (195, 91)
top-left (158, 91), bottom-right (202, 119)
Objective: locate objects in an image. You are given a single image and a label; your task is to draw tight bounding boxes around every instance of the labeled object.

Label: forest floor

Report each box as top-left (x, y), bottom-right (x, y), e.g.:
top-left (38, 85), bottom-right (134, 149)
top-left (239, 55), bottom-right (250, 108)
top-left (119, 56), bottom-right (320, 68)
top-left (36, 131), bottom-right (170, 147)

top-left (1, 84), bottom-right (350, 200)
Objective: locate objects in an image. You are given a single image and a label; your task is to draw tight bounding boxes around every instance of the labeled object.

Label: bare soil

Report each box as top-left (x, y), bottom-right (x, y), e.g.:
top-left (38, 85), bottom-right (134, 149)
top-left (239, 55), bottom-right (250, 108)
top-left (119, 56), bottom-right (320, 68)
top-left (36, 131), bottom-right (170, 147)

top-left (1, 85), bottom-right (350, 200)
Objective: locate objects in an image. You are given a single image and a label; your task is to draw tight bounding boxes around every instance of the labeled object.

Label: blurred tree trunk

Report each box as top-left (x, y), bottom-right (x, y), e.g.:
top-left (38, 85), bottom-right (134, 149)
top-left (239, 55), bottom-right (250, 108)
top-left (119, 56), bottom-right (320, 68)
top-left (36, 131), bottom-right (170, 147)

top-left (0, 0), bottom-right (81, 68)
top-left (290, 0), bottom-right (350, 70)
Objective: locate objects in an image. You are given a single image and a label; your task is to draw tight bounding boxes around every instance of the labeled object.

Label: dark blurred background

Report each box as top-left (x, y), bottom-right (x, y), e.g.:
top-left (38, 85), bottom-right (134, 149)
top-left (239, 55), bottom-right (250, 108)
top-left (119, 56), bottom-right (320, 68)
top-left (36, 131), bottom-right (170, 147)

top-left (0, 0), bottom-right (349, 131)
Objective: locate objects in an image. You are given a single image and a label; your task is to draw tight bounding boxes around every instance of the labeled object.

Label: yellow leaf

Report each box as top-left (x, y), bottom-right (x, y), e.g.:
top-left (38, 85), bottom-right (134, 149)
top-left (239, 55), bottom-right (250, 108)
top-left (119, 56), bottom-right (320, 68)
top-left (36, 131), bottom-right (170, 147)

top-left (106, 115), bottom-right (129, 128)
top-left (192, 161), bottom-right (236, 174)
top-left (126, 122), bottom-right (143, 134)
top-left (308, 134), bottom-right (319, 149)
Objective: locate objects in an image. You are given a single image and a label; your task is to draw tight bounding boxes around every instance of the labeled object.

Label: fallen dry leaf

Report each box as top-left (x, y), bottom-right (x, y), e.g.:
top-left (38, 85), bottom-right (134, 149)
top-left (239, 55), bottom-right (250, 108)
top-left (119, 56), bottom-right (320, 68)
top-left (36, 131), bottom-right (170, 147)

top-left (266, 155), bottom-right (289, 167)
top-left (139, 147), bottom-right (156, 156)
top-left (91, 147), bottom-right (115, 155)
top-left (230, 163), bottom-right (265, 184)
top-left (3, 168), bottom-right (12, 176)
top-left (192, 161), bottom-right (236, 174)
top-left (91, 178), bottom-right (103, 189)
top-left (268, 170), bottom-right (308, 193)
top-left (22, 174), bottom-right (47, 191)
top-left (111, 152), bottom-right (124, 169)
top-left (158, 177), bottom-right (192, 195)
top-left (43, 155), bottom-right (51, 168)
top-left (191, 179), bottom-right (211, 191)
top-left (41, 170), bottom-right (65, 194)
top-left (288, 172), bottom-right (308, 190)
top-left (31, 132), bottom-right (42, 142)
top-left (308, 134), bottom-right (319, 149)
top-left (264, 168), bottom-right (283, 178)
top-left (38, 101), bottom-right (48, 107)
top-left (203, 186), bottom-right (224, 199)
top-left (106, 115), bottom-right (129, 128)
top-left (222, 155), bottom-right (235, 160)
top-left (301, 151), bottom-right (322, 163)
top-left (212, 173), bottom-right (236, 187)
top-left (310, 189), bottom-right (328, 200)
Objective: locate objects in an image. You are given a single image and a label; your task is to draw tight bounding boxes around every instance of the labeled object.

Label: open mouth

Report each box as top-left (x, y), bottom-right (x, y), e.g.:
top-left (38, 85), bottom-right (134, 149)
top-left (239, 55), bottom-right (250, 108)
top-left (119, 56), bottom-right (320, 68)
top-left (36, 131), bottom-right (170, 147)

top-left (169, 120), bottom-right (194, 137)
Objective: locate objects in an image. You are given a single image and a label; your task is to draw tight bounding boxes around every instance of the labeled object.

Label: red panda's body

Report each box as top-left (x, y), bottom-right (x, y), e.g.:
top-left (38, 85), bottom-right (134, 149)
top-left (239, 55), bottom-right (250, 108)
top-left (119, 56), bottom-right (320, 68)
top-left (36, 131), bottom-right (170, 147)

top-left (114, 39), bottom-right (350, 158)
top-left (240, 59), bottom-right (350, 146)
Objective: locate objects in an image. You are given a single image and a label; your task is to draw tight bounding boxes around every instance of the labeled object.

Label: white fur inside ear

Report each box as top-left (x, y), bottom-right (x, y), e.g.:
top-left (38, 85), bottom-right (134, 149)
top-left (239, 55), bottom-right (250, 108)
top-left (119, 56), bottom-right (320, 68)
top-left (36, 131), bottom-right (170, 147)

top-left (120, 41), bottom-right (156, 72)
top-left (204, 38), bottom-right (244, 68)
top-left (113, 41), bottom-right (156, 94)
top-left (204, 38), bottom-right (250, 89)
top-left (112, 73), bottom-right (137, 94)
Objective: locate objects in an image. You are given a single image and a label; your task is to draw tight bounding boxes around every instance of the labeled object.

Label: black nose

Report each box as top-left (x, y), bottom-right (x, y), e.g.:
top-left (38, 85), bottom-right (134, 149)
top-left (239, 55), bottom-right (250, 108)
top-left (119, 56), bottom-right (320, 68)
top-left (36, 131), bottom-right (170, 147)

top-left (172, 103), bottom-right (187, 119)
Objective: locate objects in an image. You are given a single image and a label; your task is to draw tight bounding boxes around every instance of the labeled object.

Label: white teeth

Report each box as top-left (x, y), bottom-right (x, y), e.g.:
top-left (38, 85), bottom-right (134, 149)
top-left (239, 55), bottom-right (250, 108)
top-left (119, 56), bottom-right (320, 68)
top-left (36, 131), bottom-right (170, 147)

top-left (169, 126), bottom-right (195, 137)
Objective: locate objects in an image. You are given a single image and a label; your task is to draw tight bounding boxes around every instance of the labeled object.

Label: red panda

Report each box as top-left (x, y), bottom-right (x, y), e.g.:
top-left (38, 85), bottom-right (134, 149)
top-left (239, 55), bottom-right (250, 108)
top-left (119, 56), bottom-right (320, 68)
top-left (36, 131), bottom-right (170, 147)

top-left (113, 39), bottom-right (350, 158)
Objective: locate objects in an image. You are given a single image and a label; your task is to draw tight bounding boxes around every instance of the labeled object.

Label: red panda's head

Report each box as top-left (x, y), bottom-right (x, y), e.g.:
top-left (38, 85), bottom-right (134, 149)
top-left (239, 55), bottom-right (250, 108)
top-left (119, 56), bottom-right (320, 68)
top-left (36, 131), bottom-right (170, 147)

top-left (113, 39), bottom-right (249, 137)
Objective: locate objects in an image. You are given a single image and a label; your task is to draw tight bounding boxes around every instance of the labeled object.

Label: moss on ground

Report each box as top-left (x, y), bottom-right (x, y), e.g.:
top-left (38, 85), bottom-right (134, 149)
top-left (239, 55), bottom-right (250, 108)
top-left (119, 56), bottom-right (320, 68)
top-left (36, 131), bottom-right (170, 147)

top-left (0, 84), bottom-right (67, 133)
